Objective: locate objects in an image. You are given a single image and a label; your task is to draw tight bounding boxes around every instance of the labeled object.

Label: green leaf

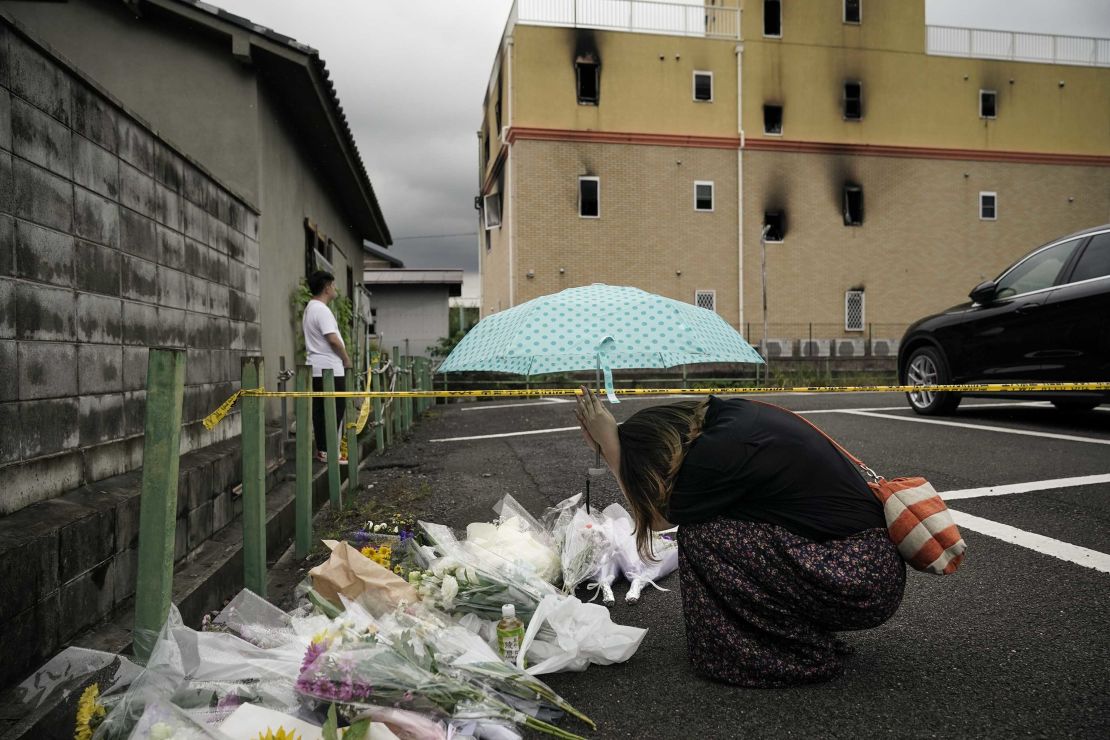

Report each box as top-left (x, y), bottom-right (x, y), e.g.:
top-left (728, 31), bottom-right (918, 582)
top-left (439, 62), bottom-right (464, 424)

top-left (344, 718), bottom-right (372, 740)
top-left (322, 703), bottom-right (339, 740)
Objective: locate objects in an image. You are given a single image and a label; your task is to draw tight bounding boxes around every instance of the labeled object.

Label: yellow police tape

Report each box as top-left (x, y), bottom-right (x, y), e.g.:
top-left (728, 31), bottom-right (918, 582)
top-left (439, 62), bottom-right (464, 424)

top-left (201, 382), bottom-right (1110, 431)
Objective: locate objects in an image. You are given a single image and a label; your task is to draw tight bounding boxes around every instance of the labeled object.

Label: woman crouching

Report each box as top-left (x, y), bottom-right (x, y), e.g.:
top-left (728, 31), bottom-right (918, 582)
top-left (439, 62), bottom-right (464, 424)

top-left (574, 387), bottom-right (905, 687)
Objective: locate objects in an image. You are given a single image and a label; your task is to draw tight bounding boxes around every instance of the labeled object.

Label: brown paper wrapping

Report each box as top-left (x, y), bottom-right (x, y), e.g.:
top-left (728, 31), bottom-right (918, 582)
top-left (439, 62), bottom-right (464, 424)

top-left (309, 540), bottom-right (420, 616)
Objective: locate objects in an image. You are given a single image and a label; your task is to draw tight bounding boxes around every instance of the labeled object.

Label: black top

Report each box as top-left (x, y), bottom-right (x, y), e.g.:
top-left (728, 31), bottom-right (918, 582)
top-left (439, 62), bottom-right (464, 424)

top-left (666, 397), bottom-right (884, 541)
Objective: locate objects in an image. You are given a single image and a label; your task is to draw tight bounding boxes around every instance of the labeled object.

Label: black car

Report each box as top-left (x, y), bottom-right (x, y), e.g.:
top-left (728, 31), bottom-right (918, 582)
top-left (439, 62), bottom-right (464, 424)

top-left (899, 224), bottom-right (1110, 415)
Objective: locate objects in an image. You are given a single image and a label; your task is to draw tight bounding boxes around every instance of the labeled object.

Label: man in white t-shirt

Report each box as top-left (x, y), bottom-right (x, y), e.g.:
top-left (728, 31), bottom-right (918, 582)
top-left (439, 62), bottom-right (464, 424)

top-left (303, 271), bottom-right (353, 463)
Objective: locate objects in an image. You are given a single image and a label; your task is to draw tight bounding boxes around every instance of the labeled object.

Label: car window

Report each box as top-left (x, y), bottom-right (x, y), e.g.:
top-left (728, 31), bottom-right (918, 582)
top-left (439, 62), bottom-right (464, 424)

top-left (995, 238), bottom-right (1081, 299)
top-left (1067, 232), bottom-right (1110, 283)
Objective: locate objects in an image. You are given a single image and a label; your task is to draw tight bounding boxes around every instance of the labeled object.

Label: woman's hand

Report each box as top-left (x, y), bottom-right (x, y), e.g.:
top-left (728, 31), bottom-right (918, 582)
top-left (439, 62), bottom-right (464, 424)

top-left (575, 385), bottom-right (619, 465)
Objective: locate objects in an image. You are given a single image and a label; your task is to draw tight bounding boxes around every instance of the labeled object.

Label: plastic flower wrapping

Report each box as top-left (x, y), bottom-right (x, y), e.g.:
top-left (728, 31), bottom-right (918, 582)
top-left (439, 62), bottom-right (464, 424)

top-left (17, 496), bottom-right (670, 739)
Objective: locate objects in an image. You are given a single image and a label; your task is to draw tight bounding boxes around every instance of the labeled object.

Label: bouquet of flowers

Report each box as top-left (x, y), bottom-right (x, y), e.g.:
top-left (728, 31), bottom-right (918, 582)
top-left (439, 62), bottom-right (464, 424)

top-left (295, 618), bottom-right (588, 739)
top-left (464, 496), bottom-right (559, 584)
top-left (603, 505), bottom-right (679, 604)
top-left (413, 522), bottom-right (558, 621)
top-left (555, 508), bottom-right (612, 595)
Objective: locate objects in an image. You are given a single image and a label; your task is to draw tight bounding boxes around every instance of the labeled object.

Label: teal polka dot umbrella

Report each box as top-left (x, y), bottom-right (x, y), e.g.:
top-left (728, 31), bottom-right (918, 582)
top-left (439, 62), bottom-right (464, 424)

top-left (437, 284), bottom-right (764, 401)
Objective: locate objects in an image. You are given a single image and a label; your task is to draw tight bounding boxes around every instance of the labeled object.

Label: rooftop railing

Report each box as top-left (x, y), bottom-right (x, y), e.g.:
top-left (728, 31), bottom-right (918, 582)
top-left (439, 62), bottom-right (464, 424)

top-left (510, 0), bottom-right (741, 40)
top-left (927, 24), bottom-right (1110, 67)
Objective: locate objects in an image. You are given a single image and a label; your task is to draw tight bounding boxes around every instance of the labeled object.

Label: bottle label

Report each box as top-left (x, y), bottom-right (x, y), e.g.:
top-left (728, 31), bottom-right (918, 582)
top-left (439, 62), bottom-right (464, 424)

top-left (498, 628), bottom-right (524, 662)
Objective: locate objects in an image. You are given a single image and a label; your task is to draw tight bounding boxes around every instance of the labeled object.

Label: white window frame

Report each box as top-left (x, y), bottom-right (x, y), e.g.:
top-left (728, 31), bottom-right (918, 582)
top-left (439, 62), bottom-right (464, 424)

top-left (483, 193), bottom-right (501, 230)
top-left (845, 290), bottom-right (865, 332)
top-left (763, 0), bottom-right (782, 38)
top-left (763, 104), bottom-right (783, 136)
top-left (695, 289), bottom-right (717, 313)
top-left (979, 89), bottom-right (997, 119)
top-left (979, 191), bottom-right (997, 221)
top-left (843, 0), bottom-right (862, 25)
top-left (694, 181), bottom-right (715, 212)
top-left (578, 176), bottom-right (600, 219)
top-left (692, 71), bottom-right (714, 102)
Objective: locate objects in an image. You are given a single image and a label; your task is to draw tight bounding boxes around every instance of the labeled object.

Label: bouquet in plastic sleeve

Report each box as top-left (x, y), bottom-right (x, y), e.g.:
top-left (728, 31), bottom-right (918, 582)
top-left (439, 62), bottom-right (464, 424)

top-left (414, 522), bottom-right (558, 621)
top-left (606, 505), bottom-right (679, 604)
top-left (365, 604), bottom-right (594, 732)
top-left (465, 495), bottom-right (559, 583)
top-left (295, 617), bottom-right (588, 739)
top-left (556, 508), bottom-right (612, 595)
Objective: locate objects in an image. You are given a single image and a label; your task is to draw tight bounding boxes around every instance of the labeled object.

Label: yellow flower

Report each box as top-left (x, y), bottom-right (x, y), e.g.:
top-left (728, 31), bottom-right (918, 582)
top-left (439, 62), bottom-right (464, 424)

top-left (393, 564), bottom-right (404, 575)
top-left (254, 726), bottom-right (302, 740)
top-left (74, 683), bottom-right (106, 740)
top-left (361, 546), bottom-right (375, 558)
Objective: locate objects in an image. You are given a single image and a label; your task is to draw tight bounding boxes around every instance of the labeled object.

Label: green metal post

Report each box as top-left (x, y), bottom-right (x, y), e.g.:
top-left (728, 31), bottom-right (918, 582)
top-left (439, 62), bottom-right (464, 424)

top-left (240, 356), bottom-right (267, 597)
top-left (372, 356), bottom-right (385, 454)
top-left (417, 358), bottom-right (427, 414)
top-left (294, 365), bottom-right (312, 559)
top-left (323, 369), bottom-right (342, 509)
top-left (401, 356), bottom-right (411, 431)
top-left (345, 368), bottom-right (360, 498)
top-left (391, 346), bottom-right (401, 439)
top-left (133, 348), bottom-right (186, 662)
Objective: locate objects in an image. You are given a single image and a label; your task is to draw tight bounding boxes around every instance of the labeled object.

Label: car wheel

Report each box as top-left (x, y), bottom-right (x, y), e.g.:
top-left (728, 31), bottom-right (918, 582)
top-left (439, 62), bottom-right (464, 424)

top-left (1051, 399), bottom-right (1100, 412)
top-left (904, 346), bottom-right (961, 416)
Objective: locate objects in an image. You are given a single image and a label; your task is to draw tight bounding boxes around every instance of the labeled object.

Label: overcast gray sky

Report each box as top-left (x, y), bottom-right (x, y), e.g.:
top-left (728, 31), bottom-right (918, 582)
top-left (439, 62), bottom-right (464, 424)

top-left (211, 0), bottom-right (1110, 291)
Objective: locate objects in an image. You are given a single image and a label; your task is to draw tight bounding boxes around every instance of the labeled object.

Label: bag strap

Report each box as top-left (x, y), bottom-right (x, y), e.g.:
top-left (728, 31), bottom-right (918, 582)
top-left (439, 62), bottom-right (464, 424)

top-left (747, 399), bottom-right (882, 482)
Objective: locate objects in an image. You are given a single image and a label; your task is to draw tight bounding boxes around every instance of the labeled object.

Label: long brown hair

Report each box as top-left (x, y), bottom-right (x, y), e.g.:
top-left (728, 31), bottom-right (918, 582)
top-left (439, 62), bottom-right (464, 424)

top-left (617, 399), bottom-right (708, 560)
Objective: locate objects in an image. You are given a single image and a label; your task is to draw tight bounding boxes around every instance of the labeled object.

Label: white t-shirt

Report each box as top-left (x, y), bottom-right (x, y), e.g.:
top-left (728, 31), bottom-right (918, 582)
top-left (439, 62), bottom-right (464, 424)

top-left (303, 299), bottom-right (346, 377)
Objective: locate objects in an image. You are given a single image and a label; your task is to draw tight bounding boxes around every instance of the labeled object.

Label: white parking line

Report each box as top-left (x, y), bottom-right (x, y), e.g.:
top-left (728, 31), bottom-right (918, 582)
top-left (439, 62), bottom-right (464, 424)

top-left (460, 399), bottom-right (571, 412)
top-left (841, 410), bottom-right (1110, 445)
top-left (941, 474), bottom-right (1110, 500)
top-left (431, 426), bottom-right (578, 442)
top-left (947, 509), bottom-right (1110, 574)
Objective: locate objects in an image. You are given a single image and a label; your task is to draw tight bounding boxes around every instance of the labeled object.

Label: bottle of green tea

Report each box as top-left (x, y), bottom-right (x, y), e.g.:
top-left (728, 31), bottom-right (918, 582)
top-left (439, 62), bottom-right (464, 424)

top-left (496, 604), bottom-right (525, 664)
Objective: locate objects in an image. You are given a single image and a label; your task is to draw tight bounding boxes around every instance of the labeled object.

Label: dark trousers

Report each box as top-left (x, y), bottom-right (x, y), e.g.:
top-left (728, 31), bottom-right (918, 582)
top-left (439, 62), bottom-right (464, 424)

top-left (311, 374), bottom-right (347, 453)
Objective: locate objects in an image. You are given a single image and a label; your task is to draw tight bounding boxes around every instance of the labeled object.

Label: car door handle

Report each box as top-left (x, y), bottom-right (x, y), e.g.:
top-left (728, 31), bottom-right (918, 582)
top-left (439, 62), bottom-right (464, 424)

top-left (1014, 303), bottom-right (1041, 314)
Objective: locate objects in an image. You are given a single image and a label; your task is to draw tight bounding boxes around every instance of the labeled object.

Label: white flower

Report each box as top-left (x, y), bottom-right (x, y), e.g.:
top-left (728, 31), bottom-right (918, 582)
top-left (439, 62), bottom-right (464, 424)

top-left (440, 574), bottom-right (459, 604)
top-left (365, 520), bottom-right (375, 530)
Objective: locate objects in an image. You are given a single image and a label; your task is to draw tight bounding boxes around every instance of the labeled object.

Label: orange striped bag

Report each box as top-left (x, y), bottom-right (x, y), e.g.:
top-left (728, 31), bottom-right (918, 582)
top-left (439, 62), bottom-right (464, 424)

top-left (755, 401), bottom-right (966, 575)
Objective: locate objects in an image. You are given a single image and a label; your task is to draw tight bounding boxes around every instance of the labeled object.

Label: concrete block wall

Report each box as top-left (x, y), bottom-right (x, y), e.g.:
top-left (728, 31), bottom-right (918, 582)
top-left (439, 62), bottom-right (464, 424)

top-left (0, 19), bottom-right (262, 515)
top-left (0, 425), bottom-right (286, 691)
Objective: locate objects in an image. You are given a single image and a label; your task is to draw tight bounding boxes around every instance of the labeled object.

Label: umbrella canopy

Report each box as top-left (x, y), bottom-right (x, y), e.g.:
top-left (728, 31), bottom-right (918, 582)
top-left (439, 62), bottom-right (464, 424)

top-left (437, 284), bottom-right (763, 398)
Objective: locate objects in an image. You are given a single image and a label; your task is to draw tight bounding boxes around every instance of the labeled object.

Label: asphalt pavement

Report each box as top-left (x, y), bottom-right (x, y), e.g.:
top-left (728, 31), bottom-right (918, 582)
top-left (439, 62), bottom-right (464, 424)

top-left (360, 392), bottom-right (1110, 739)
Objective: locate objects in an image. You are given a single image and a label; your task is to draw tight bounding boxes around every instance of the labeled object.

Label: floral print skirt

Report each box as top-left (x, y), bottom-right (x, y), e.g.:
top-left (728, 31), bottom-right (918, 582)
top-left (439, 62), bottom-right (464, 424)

top-left (678, 518), bottom-right (905, 687)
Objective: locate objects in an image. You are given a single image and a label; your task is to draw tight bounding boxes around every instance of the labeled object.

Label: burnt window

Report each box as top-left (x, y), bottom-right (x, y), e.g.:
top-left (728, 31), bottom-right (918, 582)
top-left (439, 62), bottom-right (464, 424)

top-left (843, 81), bottom-right (862, 120)
top-left (495, 100), bottom-right (502, 132)
top-left (576, 56), bottom-right (599, 105)
top-left (483, 193), bottom-right (501, 230)
top-left (693, 71), bottom-right (713, 102)
top-left (579, 176), bottom-right (600, 218)
top-left (763, 104), bottom-right (783, 134)
top-left (763, 212), bottom-right (785, 242)
top-left (979, 192), bottom-right (997, 220)
top-left (844, 0), bottom-right (861, 24)
top-left (764, 0), bottom-right (782, 37)
top-left (979, 90), bottom-right (997, 118)
top-left (694, 181), bottom-right (714, 212)
top-left (843, 184), bottom-right (863, 226)
top-left (482, 130), bottom-right (490, 169)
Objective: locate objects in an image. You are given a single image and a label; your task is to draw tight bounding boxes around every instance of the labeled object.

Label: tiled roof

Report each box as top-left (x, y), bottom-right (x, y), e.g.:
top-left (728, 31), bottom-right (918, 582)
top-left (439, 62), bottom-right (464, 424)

top-left (161, 0), bottom-right (392, 246)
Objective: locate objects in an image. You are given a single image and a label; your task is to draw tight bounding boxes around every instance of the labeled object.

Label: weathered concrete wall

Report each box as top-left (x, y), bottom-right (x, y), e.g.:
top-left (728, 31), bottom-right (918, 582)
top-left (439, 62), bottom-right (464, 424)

top-left (0, 19), bottom-right (262, 513)
top-left (2, 0), bottom-right (261, 205)
top-left (255, 80), bottom-right (364, 389)
top-left (371, 285), bottom-right (453, 358)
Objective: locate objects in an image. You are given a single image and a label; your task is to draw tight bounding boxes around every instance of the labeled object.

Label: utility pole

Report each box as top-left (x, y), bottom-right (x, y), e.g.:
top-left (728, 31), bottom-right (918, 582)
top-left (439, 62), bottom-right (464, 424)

top-left (760, 223), bottom-right (770, 383)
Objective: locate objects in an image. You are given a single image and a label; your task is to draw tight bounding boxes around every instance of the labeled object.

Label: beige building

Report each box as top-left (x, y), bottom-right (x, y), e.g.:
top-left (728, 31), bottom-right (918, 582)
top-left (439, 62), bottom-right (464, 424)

top-left (478, 0), bottom-right (1109, 354)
